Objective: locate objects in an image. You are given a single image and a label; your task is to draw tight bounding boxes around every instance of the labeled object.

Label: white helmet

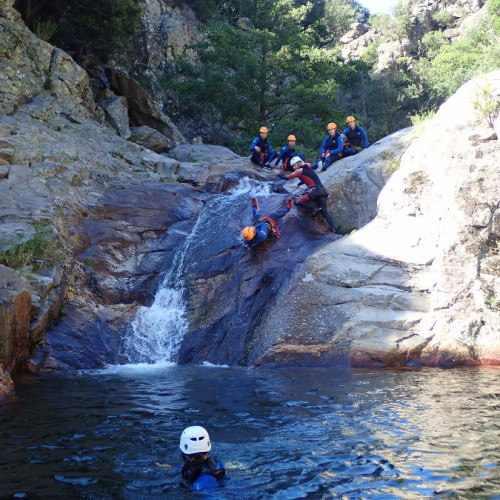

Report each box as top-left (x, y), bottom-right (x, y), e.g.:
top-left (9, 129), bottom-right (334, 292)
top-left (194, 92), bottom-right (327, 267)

top-left (290, 156), bottom-right (303, 167)
top-left (179, 426), bottom-right (211, 454)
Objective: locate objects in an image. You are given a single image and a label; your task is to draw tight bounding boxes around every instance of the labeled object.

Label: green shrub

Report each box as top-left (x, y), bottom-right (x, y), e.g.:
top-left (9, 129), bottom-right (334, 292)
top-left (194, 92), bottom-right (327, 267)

top-left (409, 109), bottom-right (436, 134)
top-left (431, 11), bottom-right (456, 29)
top-left (490, 0), bottom-right (500, 34)
top-left (419, 30), bottom-right (447, 59)
top-left (473, 84), bottom-right (500, 128)
top-left (393, 4), bottom-right (414, 40)
top-left (419, 22), bottom-right (500, 100)
top-left (32, 18), bottom-right (58, 41)
top-left (361, 42), bottom-right (379, 66)
top-left (0, 223), bottom-right (62, 270)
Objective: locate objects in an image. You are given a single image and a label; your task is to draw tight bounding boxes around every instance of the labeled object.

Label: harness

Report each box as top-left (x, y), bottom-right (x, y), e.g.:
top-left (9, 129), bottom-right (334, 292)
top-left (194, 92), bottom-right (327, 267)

top-left (254, 216), bottom-right (281, 238)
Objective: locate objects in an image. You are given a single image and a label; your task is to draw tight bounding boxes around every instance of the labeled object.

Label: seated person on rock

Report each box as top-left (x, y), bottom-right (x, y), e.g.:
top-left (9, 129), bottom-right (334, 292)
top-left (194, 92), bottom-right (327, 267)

top-left (273, 135), bottom-right (305, 171)
top-left (275, 156), bottom-right (336, 233)
top-left (249, 126), bottom-right (277, 167)
top-left (340, 115), bottom-right (370, 156)
top-left (311, 123), bottom-right (344, 172)
top-left (241, 196), bottom-right (294, 247)
top-left (179, 426), bottom-right (226, 491)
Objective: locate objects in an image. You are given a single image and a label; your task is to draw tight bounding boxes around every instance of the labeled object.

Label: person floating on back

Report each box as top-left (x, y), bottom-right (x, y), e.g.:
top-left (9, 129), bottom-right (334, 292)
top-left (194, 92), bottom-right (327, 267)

top-left (273, 135), bottom-right (305, 171)
top-left (275, 156), bottom-right (336, 233)
top-left (249, 126), bottom-right (277, 167)
top-left (179, 425), bottom-right (226, 491)
top-left (341, 116), bottom-right (370, 156)
top-left (241, 196), bottom-right (294, 247)
top-left (311, 123), bottom-right (344, 172)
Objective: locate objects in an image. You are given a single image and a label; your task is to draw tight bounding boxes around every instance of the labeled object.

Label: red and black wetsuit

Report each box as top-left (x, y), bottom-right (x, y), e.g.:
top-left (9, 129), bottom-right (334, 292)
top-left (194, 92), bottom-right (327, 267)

top-left (277, 164), bottom-right (336, 232)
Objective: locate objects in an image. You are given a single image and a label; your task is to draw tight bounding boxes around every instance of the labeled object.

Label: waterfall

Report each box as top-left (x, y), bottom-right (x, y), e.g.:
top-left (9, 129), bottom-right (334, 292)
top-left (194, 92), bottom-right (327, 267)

top-left (123, 177), bottom-right (271, 364)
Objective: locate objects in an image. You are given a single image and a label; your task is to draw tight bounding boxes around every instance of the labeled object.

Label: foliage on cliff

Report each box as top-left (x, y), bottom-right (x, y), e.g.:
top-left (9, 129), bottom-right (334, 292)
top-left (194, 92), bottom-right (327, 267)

top-left (162, 0), bottom-right (499, 153)
top-left (14, 0), bottom-right (142, 64)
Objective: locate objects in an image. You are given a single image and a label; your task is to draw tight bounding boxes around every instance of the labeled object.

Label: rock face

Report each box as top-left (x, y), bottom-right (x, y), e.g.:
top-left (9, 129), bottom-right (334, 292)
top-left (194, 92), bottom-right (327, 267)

top-left (244, 71), bottom-right (500, 368)
top-left (133, 0), bottom-right (201, 76)
top-left (340, 0), bottom-right (487, 72)
top-left (0, 8), bottom-right (99, 123)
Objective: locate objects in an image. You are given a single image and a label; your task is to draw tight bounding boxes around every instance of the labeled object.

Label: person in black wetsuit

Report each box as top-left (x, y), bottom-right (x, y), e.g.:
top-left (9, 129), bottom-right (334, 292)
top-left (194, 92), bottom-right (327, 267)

top-left (179, 426), bottom-right (226, 490)
top-left (241, 197), bottom-right (294, 247)
top-left (273, 135), bottom-right (305, 171)
top-left (275, 156), bottom-right (336, 233)
top-left (341, 115), bottom-right (370, 156)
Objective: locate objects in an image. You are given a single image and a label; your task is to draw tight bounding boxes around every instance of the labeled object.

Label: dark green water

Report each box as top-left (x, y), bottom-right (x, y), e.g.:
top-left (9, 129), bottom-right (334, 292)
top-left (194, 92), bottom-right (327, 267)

top-left (1, 365), bottom-right (499, 499)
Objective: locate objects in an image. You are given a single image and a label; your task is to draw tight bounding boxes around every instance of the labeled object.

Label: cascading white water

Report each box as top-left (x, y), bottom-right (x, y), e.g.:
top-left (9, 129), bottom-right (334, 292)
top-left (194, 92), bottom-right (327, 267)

top-left (124, 177), bottom-right (271, 364)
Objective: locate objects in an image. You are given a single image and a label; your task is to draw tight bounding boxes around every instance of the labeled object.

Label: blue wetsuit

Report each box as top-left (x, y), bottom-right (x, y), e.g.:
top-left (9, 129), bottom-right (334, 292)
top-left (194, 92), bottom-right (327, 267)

top-left (341, 125), bottom-right (369, 150)
top-left (312, 133), bottom-right (344, 170)
top-left (249, 137), bottom-right (277, 165)
top-left (246, 205), bottom-right (291, 247)
top-left (274, 146), bottom-right (304, 171)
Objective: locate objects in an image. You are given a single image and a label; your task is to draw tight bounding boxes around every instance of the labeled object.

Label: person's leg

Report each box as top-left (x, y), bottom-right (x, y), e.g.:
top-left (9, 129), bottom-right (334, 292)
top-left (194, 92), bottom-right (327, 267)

top-left (295, 193), bottom-right (319, 213)
top-left (318, 198), bottom-right (336, 232)
top-left (322, 153), bottom-right (342, 171)
top-left (311, 156), bottom-right (323, 169)
top-left (252, 201), bottom-right (262, 223)
top-left (342, 147), bottom-right (357, 157)
top-left (250, 152), bottom-right (260, 164)
top-left (322, 156), bottom-right (333, 171)
top-left (268, 207), bottom-right (290, 220)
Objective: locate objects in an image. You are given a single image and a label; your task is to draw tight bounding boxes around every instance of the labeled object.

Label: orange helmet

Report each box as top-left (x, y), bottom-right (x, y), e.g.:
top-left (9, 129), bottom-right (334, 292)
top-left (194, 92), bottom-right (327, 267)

top-left (327, 122), bottom-right (337, 130)
top-left (287, 135), bottom-right (296, 141)
top-left (346, 116), bottom-right (356, 123)
top-left (259, 126), bottom-right (268, 133)
top-left (241, 226), bottom-right (256, 241)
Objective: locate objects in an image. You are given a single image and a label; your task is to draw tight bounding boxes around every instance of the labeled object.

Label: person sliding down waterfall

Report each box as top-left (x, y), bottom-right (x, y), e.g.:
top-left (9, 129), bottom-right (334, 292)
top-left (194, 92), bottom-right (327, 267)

top-left (274, 156), bottom-right (337, 233)
top-left (179, 426), bottom-right (226, 491)
top-left (241, 197), bottom-right (294, 247)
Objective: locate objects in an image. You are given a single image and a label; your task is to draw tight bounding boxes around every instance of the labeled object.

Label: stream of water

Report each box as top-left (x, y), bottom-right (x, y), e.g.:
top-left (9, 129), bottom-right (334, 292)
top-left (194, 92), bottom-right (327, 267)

top-left (124, 178), bottom-right (272, 364)
top-left (1, 365), bottom-right (499, 499)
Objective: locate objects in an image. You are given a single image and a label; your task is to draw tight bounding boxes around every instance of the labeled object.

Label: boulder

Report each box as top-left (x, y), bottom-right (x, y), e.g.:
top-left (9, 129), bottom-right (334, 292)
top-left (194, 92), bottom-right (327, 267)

top-left (130, 125), bottom-right (174, 152)
top-left (168, 144), bottom-right (240, 163)
top-left (105, 67), bottom-right (185, 148)
top-left (244, 71), bottom-right (500, 368)
top-left (99, 96), bottom-right (131, 138)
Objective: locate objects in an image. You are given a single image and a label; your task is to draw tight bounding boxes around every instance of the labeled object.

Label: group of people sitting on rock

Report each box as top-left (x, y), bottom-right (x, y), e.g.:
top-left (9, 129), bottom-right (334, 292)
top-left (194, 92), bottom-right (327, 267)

top-left (242, 117), bottom-right (370, 247)
top-left (248, 116), bottom-right (370, 171)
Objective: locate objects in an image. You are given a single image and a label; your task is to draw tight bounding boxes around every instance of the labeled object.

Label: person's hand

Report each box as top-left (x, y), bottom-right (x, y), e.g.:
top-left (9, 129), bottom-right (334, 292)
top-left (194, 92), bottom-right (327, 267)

top-left (255, 146), bottom-right (261, 153)
top-left (273, 169), bottom-right (280, 175)
top-left (325, 153), bottom-right (330, 157)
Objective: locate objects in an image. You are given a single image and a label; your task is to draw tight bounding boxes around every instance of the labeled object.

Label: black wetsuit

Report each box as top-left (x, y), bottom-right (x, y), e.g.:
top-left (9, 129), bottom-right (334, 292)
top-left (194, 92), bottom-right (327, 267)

top-left (180, 453), bottom-right (226, 489)
top-left (277, 165), bottom-right (336, 232)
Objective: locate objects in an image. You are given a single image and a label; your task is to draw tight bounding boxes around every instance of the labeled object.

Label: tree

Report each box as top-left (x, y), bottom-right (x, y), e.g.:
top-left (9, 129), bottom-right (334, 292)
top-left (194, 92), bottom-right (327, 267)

top-left (165, 0), bottom-right (342, 150)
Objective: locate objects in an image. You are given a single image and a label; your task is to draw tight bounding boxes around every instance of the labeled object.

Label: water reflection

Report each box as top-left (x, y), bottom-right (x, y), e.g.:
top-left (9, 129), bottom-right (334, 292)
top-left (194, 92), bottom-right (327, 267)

top-left (0, 366), bottom-right (499, 499)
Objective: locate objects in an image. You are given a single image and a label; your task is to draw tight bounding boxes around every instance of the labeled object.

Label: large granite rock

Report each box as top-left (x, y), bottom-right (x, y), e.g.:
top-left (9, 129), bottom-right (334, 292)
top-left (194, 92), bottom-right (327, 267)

top-left (244, 71), bottom-right (500, 368)
top-left (0, 13), bottom-right (100, 124)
